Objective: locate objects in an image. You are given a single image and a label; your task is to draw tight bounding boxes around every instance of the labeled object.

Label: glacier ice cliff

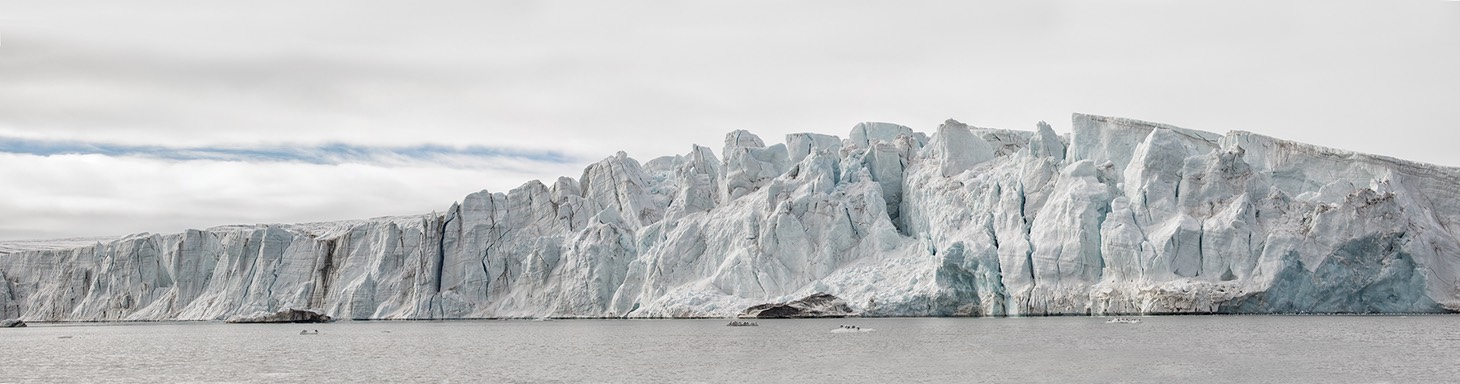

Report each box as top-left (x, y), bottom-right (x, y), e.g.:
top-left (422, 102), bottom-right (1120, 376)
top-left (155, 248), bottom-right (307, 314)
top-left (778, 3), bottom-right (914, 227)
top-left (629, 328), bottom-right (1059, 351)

top-left (3, 113), bottom-right (1460, 321)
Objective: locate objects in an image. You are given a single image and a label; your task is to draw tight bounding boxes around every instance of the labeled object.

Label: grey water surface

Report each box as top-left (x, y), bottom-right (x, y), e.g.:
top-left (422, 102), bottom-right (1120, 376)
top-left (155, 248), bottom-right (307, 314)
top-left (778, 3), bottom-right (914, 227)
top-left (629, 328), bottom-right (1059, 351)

top-left (3, 316), bottom-right (1457, 383)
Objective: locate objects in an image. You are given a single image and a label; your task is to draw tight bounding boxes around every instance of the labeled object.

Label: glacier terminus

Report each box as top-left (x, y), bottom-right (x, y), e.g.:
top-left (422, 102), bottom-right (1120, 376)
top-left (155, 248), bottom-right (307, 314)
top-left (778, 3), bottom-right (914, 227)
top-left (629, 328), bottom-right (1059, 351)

top-left (3, 113), bottom-right (1459, 321)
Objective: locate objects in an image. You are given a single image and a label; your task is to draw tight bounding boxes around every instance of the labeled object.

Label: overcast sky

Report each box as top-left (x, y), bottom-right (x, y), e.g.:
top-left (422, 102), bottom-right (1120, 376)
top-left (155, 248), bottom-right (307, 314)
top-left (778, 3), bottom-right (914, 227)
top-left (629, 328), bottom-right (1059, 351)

top-left (2, 0), bottom-right (1458, 241)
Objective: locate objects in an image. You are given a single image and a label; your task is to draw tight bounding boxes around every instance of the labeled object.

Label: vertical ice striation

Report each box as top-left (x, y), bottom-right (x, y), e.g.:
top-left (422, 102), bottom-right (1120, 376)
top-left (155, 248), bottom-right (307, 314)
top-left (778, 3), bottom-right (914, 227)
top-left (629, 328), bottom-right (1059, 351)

top-left (3, 113), bottom-right (1459, 320)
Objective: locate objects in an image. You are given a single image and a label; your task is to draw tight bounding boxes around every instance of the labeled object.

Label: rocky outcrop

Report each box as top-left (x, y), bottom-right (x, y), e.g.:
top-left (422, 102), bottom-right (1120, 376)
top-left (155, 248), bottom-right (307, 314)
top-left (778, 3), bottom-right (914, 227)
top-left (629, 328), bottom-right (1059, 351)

top-left (1, 319), bottom-right (25, 327)
top-left (225, 308), bottom-right (332, 323)
top-left (739, 293), bottom-right (855, 318)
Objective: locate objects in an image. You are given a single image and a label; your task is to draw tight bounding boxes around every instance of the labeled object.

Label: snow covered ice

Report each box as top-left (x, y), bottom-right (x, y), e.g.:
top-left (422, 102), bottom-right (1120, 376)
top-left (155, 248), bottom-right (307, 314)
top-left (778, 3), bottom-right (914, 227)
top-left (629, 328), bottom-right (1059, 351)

top-left (3, 113), bottom-right (1459, 321)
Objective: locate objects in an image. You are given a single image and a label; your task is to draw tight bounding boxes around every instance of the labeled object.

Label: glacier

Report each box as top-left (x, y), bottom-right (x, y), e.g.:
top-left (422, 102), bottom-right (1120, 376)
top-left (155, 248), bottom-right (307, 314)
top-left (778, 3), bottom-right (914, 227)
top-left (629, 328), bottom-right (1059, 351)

top-left (3, 113), bottom-right (1459, 321)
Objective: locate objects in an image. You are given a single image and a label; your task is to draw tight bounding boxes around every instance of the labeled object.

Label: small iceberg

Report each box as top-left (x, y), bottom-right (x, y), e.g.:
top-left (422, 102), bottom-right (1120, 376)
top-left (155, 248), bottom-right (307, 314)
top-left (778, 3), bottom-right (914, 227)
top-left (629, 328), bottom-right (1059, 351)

top-left (1106, 318), bottom-right (1142, 324)
top-left (726, 321), bottom-right (758, 327)
top-left (299, 329), bottom-right (320, 335)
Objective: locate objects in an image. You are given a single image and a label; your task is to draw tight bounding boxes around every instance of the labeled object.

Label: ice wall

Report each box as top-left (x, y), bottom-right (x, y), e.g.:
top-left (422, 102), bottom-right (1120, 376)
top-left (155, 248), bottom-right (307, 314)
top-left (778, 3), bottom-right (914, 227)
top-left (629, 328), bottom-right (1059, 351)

top-left (3, 113), bottom-right (1458, 320)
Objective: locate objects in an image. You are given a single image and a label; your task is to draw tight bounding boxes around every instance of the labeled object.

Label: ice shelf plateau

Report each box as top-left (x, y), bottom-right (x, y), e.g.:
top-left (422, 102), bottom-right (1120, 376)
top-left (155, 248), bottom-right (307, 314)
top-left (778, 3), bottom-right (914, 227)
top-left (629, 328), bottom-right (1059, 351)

top-left (3, 113), bottom-right (1460, 321)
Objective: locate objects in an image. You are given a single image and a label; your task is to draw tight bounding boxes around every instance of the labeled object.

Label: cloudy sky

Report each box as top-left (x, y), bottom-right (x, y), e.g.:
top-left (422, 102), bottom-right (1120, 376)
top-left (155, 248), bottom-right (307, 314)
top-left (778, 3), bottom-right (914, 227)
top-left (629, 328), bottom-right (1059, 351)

top-left (2, 0), bottom-right (1457, 241)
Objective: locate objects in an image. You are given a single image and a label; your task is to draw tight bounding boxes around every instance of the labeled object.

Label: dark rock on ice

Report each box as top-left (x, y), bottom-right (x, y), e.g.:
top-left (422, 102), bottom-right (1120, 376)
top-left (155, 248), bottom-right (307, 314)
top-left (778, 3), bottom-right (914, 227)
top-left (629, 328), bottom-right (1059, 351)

top-left (740, 293), bottom-right (855, 318)
top-left (226, 308), bottom-right (332, 324)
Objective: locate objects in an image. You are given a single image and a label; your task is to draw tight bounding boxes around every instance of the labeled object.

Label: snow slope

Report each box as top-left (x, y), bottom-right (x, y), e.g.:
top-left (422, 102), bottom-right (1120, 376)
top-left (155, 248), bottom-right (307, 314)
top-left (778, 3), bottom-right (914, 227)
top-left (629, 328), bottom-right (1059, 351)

top-left (3, 113), bottom-right (1458, 321)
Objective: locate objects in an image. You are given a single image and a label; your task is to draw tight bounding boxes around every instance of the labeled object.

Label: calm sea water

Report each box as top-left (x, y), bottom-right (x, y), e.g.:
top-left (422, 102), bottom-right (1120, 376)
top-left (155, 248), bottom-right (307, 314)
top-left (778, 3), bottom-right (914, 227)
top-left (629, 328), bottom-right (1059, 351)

top-left (3, 316), bottom-right (1457, 383)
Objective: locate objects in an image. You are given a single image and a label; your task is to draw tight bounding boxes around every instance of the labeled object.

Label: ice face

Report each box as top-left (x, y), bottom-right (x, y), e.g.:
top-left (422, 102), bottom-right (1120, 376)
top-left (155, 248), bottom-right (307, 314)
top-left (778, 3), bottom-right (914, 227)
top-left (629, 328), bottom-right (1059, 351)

top-left (2, 113), bottom-right (1458, 320)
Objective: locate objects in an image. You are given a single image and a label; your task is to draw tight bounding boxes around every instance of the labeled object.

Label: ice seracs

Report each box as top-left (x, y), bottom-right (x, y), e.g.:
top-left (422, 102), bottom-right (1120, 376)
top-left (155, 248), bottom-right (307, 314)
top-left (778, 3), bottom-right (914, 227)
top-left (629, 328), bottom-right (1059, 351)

top-left (2, 113), bottom-right (1458, 321)
top-left (921, 119), bottom-right (996, 178)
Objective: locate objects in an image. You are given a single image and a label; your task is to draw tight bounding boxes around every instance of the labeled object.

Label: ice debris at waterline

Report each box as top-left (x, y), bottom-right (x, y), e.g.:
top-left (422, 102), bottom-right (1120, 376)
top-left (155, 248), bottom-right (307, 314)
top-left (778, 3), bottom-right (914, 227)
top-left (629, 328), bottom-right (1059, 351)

top-left (1, 319), bottom-right (25, 328)
top-left (740, 293), bottom-right (856, 318)
top-left (2, 113), bottom-right (1460, 322)
top-left (225, 308), bottom-right (332, 323)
